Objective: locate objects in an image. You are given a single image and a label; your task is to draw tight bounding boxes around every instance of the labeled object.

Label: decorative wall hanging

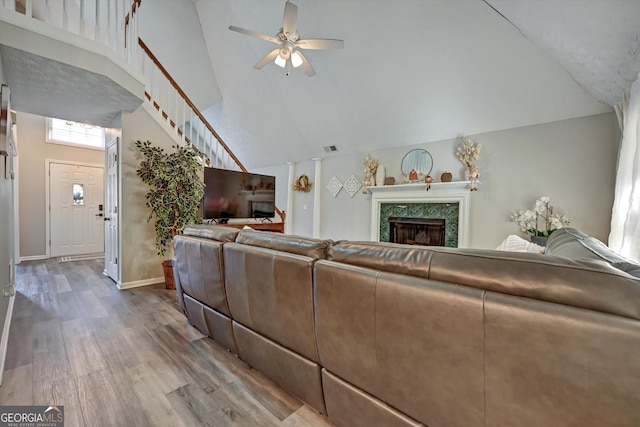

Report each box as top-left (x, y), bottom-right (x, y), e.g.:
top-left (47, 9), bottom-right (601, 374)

top-left (326, 176), bottom-right (343, 198)
top-left (343, 174), bottom-right (362, 198)
top-left (293, 174), bottom-right (312, 192)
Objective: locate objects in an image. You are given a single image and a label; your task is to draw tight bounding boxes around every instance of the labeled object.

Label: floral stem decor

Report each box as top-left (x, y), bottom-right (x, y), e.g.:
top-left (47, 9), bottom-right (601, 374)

top-left (510, 196), bottom-right (570, 238)
top-left (362, 153), bottom-right (379, 192)
top-left (456, 136), bottom-right (482, 191)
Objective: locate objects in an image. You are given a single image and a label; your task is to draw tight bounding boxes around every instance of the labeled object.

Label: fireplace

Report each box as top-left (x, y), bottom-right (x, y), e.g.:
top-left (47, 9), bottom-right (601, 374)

top-left (368, 181), bottom-right (471, 248)
top-left (389, 217), bottom-right (446, 246)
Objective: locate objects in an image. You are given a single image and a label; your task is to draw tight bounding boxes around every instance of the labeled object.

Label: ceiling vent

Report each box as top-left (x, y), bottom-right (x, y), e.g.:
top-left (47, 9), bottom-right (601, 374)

top-left (323, 145), bottom-right (338, 153)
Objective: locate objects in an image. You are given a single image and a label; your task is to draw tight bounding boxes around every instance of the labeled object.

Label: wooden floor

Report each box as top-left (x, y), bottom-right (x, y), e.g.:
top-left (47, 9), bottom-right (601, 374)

top-left (0, 258), bottom-right (333, 427)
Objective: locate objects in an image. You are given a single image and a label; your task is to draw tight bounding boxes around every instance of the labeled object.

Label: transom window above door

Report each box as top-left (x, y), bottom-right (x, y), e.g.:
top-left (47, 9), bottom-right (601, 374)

top-left (46, 117), bottom-right (105, 150)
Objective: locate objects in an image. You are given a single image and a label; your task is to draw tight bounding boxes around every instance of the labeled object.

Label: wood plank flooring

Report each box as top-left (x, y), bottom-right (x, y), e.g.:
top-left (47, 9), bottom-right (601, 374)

top-left (0, 258), bottom-right (333, 427)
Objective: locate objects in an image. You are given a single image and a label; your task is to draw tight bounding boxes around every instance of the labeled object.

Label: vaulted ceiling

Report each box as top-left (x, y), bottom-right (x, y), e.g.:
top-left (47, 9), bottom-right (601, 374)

top-left (2, 0), bottom-right (639, 170)
top-left (189, 0), bottom-right (638, 169)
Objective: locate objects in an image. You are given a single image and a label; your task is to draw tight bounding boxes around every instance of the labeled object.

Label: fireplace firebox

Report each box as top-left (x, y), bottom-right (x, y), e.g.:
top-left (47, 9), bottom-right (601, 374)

top-left (388, 217), bottom-right (446, 246)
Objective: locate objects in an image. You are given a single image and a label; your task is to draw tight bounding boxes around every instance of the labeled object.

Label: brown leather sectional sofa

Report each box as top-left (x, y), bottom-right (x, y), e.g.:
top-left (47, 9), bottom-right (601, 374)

top-left (173, 226), bottom-right (640, 427)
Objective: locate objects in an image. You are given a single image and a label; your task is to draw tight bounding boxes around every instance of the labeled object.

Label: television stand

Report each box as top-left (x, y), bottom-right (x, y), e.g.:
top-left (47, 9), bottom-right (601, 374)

top-left (218, 222), bottom-right (284, 233)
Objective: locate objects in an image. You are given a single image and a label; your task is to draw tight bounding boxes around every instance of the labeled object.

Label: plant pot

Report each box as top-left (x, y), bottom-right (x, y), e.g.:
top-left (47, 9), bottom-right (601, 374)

top-left (162, 259), bottom-right (176, 290)
top-left (530, 236), bottom-right (548, 247)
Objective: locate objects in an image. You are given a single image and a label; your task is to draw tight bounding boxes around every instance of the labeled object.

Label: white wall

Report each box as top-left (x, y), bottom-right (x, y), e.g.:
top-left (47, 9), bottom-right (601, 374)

top-left (0, 81), bottom-right (14, 382)
top-left (139, 0), bottom-right (221, 111)
top-left (16, 112), bottom-right (105, 258)
top-left (262, 112), bottom-right (617, 247)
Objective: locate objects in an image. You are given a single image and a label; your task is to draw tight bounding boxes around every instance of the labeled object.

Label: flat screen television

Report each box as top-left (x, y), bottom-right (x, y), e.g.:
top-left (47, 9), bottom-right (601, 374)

top-left (203, 167), bottom-right (276, 222)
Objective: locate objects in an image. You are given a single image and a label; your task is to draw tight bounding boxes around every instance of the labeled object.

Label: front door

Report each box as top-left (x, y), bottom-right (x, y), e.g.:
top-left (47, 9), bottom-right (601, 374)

top-left (104, 138), bottom-right (119, 282)
top-left (49, 162), bottom-right (104, 257)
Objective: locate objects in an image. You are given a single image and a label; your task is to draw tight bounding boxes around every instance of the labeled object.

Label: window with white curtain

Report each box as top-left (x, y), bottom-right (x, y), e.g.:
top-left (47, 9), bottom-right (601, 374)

top-left (609, 73), bottom-right (640, 262)
top-left (46, 117), bottom-right (105, 150)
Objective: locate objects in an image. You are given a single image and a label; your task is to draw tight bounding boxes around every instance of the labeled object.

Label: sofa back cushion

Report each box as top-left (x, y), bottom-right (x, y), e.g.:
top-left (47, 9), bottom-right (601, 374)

top-left (183, 224), bottom-right (239, 242)
top-left (173, 231), bottom-right (232, 316)
top-left (484, 291), bottom-right (640, 426)
top-left (236, 229), bottom-right (330, 259)
top-left (328, 241), bottom-right (640, 320)
top-left (546, 227), bottom-right (640, 278)
top-left (224, 232), bottom-right (331, 362)
top-left (314, 259), bottom-right (485, 427)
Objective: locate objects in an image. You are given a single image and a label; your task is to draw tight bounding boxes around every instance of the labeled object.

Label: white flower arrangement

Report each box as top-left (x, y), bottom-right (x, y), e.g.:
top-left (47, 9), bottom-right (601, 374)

top-left (510, 196), bottom-right (570, 237)
top-left (456, 136), bottom-right (482, 167)
top-left (363, 153), bottom-right (378, 176)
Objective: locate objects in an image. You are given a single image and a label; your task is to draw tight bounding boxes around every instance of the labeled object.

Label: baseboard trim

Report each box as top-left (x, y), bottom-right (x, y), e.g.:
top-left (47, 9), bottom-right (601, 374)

top-left (117, 276), bottom-right (164, 290)
top-left (20, 255), bottom-right (47, 262)
top-left (0, 294), bottom-right (16, 386)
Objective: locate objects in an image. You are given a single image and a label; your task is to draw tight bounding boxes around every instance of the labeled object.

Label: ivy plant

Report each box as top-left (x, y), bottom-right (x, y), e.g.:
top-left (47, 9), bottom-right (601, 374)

top-left (135, 140), bottom-right (205, 256)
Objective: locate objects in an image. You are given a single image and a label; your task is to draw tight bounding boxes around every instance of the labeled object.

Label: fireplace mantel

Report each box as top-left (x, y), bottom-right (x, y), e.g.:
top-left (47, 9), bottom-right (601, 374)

top-left (368, 181), bottom-right (471, 247)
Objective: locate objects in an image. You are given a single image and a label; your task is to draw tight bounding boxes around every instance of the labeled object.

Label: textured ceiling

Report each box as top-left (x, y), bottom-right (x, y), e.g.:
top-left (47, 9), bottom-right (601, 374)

top-left (487, 0), bottom-right (640, 107)
top-left (0, 45), bottom-right (142, 127)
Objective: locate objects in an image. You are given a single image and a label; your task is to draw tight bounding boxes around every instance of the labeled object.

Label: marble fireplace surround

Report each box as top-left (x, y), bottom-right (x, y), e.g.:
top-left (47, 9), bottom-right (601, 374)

top-left (368, 181), bottom-right (471, 248)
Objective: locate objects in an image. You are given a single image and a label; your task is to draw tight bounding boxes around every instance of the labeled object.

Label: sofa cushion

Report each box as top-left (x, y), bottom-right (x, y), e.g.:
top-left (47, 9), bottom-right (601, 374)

top-left (182, 224), bottom-right (239, 242)
top-left (236, 229), bottom-right (331, 259)
top-left (484, 291), bottom-right (640, 426)
top-left (329, 240), bottom-right (640, 320)
top-left (314, 260), bottom-right (485, 427)
top-left (173, 234), bottom-right (230, 316)
top-left (546, 227), bottom-right (640, 278)
top-left (224, 243), bottom-right (320, 362)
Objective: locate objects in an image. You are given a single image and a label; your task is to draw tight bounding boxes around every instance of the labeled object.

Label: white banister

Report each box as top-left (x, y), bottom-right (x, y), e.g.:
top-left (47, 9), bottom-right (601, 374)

top-left (24, 0), bottom-right (32, 19)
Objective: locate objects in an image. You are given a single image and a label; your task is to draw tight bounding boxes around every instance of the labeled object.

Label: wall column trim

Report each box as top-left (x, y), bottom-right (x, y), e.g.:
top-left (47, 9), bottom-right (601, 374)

top-left (312, 157), bottom-right (322, 238)
top-left (286, 161), bottom-right (295, 234)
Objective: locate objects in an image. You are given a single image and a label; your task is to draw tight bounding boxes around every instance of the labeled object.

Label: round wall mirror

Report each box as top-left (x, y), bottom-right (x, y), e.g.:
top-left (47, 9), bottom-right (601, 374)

top-left (401, 149), bottom-right (433, 178)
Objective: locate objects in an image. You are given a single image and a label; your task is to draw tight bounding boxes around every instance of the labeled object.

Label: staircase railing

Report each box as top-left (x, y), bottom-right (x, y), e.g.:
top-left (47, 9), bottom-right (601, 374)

top-left (137, 38), bottom-right (245, 172)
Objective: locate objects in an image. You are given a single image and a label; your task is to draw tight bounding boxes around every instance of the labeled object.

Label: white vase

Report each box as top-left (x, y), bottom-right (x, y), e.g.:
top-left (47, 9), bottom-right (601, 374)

top-left (375, 165), bottom-right (386, 186)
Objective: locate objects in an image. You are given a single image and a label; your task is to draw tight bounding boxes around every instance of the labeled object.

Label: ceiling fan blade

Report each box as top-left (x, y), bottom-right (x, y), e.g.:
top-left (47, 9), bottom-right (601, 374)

top-left (282, 1), bottom-right (298, 38)
top-left (294, 50), bottom-right (315, 77)
top-left (296, 38), bottom-right (344, 50)
top-left (254, 49), bottom-right (280, 69)
top-left (229, 26), bottom-right (280, 44)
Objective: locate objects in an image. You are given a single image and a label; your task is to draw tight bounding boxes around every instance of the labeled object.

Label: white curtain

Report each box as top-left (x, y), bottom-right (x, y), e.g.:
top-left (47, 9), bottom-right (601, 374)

top-left (609, 73), bottom-right (640, 262)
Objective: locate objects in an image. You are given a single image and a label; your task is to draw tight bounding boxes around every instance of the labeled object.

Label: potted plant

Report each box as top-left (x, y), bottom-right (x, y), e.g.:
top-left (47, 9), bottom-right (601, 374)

top-left (509, 196), bottom-right (570, 246)
top-left (135, 139), bottom-right (205, 288)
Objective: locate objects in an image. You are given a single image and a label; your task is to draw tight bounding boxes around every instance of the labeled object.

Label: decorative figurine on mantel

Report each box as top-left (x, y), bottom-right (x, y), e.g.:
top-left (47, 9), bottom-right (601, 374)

top-left (425, 175), bottom-right (433, 191)
top-left (408, 169), bottom-right (418, 181)
top-left (456, 136), bottom-right (482, 191)
top-left (468, 165), bottom-right (480, 191)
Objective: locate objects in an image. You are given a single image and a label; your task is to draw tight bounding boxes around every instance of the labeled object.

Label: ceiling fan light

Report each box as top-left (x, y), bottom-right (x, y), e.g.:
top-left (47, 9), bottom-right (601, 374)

top-left (274, 54), bottom-right (287, 68)
top-left (291, 51), bottom-right (303, 68)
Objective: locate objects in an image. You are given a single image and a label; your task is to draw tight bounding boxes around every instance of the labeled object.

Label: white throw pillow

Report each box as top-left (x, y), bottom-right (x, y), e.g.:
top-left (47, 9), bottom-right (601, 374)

top-left (496, 234), bottom-right (545, 253)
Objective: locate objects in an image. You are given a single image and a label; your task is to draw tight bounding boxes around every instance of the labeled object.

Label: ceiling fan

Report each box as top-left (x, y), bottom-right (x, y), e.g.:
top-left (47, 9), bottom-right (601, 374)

top-left (229, 1), bottom-right (344, 77)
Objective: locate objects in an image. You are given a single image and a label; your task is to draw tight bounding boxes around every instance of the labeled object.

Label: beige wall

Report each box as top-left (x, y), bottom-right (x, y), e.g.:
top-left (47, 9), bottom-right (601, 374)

top-left (261, 112), bottom-right (618, 247)
top-left (120, 106), bottom-right (177, 284)
top-left (17, 112), bottom-right (104, 258)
